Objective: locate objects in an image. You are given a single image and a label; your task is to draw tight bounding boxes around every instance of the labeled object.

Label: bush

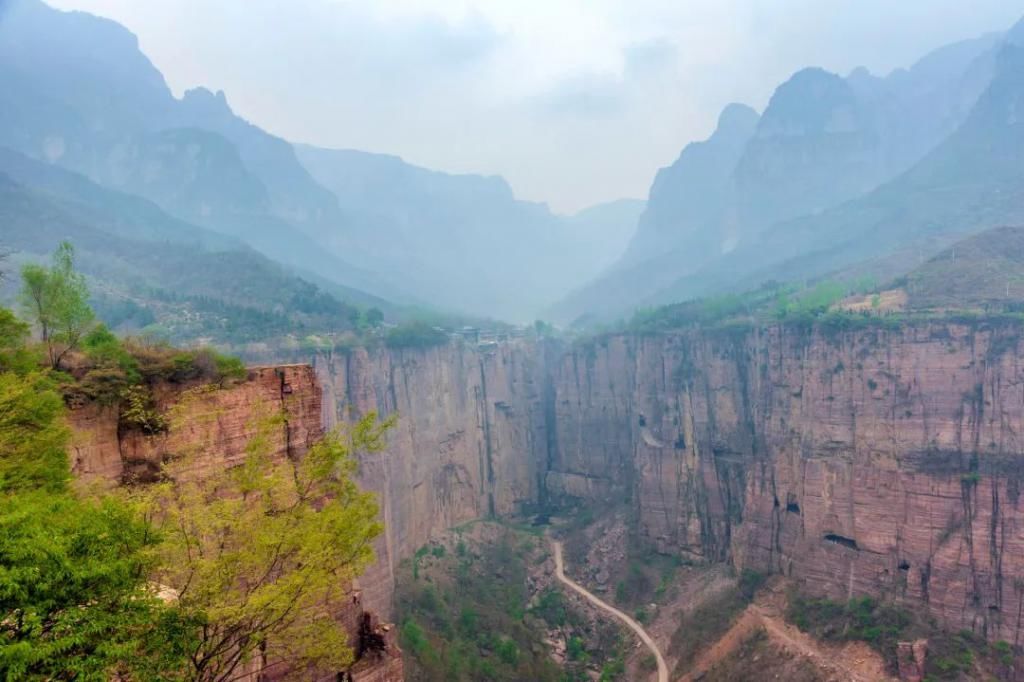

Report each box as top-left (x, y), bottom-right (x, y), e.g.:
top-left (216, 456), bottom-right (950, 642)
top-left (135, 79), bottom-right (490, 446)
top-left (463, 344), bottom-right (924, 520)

top-left (121, 341), bottom-right (247, 385)
top-left (119, 385), bottom-right (168, 435)
top-left (78, 366), bottom-right (133, 406)
top-left (567, 636), bottom-right (587, 662)
top-left (401, 618), bottom-right (431, 657)
top-left (787, 594), bottom-right (912, 669)
top-left (83, 325), bottom-right (141, 381)
top-left (600, 655), bottom-right (626, 680)
top-left (530, 588), bottom-right (567, 627)
top-left (385, 322), bottom-right (448, 350)
top-left (495, 637), bottom-right (519, 665)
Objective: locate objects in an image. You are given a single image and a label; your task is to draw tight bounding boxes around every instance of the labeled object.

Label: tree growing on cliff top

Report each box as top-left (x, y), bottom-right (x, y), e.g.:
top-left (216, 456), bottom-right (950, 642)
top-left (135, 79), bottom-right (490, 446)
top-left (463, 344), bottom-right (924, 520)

top-left (19, 241), bottom-right (95, 369)
top-left (0, 309), bottom-right (189, 679)
top-left (138, 406), bottom-right (394, 681)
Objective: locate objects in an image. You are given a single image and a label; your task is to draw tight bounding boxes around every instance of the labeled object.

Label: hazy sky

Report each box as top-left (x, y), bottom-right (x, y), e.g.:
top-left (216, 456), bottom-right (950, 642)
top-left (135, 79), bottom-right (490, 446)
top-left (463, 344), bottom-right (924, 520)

top-left (49, 0), bottom-right (1022, 213)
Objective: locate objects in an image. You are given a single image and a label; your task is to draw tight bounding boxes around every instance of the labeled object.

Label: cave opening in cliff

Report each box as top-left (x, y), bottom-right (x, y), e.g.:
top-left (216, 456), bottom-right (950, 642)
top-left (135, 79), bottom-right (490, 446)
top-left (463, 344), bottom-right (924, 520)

top-left (824, 533), bottom-right (858, 550)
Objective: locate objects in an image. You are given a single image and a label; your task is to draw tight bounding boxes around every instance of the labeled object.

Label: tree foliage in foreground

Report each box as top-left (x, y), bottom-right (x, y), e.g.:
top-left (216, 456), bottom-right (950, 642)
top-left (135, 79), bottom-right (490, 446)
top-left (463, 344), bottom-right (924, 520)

top-left (137, 403), bottom-right (393, 681)
top-left (0, 244), bottom-right (395, 680)
top-left (0, 328), bottom-right (187, 680)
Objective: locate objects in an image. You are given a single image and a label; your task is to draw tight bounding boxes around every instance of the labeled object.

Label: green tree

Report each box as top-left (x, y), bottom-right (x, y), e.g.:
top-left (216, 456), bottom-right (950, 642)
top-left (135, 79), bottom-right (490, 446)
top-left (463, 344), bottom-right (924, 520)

top-left (365, 307), bottom-right (385, 328)
top-left (0, 313), bottom-right (188, 678)
top-left (0, 371), bottom-right (69, 493)
top-left (19, 242), bottom-right (95, 369)
top-left (0, 308), bottom-right (35, 375)
top-left (138, 409), bottom-right (395, 681)
top-left (0, 493), bottom-right (191, 679)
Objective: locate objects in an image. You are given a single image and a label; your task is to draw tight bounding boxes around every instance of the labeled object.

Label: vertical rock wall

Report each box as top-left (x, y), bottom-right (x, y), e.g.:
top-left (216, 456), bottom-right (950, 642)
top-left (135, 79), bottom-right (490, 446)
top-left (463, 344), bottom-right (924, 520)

top-left (75, 324), bottom-right (1024, 653)
top-left (547, 322), bottom-right (1024, 643)
top-left (315, 340), bottom-right (551, 616)
top-left (69, 365), bottom-right (323, 484)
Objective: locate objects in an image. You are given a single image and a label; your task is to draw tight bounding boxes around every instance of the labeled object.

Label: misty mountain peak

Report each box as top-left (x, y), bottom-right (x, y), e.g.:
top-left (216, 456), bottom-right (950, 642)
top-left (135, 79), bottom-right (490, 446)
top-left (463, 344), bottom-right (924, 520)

top-left (757, 67), bottom-right (865, 137)
top-left (181, 87), bottom-right (235, 119)
top-left (715, 103), bottom-right (760, 139)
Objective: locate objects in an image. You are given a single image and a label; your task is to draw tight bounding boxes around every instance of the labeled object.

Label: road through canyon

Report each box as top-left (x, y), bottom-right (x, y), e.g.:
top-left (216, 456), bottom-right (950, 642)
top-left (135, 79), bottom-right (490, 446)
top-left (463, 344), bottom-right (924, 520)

top-left (551, 539), bottom-right (669, 682)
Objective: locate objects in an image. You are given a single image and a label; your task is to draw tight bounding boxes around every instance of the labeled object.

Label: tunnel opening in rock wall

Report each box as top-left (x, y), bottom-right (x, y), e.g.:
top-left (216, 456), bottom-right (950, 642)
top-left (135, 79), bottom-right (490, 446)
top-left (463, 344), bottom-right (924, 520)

top-left (824, 533), bottom-right (858, 550)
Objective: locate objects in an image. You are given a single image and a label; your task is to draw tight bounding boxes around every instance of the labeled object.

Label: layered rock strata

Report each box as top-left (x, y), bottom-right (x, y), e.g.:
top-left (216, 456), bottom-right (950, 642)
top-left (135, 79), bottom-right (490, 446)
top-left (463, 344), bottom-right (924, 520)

top-left (67, 322), bottom-right (1024, 650)
top-left (65, 364), bottom-right (401, 681)
top-left (315, 340), bottom-right (551, 614)
top-left (547, 322), bottom-right (1024, 644)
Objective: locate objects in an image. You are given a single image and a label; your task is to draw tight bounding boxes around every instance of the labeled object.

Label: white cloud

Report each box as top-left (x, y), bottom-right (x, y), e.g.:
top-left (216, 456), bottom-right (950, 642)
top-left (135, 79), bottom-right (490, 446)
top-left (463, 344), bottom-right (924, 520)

top-left (46, 0), bottom-right (1024, 212)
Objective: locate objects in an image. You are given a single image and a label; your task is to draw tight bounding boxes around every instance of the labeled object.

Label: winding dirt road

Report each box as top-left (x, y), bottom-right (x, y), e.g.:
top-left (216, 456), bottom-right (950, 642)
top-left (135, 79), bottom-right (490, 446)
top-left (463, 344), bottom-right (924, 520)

top-left (551, 539), bottom-right (669, 682)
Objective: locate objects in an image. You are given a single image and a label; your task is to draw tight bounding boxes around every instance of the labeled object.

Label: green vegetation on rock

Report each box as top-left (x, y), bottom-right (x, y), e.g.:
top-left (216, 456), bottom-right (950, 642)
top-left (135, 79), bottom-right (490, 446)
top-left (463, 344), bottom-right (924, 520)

top-left (397, 525), bottom-right (627, 682)
top-left (0, 245), bottom-right (392, 678)
top-left (787, 593), bottom-right (1020, 679)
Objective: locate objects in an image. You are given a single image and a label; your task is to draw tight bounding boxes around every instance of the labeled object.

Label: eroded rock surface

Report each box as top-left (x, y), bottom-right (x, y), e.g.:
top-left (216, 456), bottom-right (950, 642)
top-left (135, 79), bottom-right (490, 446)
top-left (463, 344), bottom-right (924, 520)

top-left (65, 364), bottom-right (402, 681)
top-left (548, 323), bottom-right (1024, 643)
top-left (316, 341), bottom-right (552, 614)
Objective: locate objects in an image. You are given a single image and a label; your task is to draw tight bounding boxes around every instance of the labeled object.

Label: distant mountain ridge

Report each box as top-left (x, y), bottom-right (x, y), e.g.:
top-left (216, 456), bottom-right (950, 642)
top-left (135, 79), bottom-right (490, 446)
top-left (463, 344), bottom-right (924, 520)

top-left (551, 22), bottom-right (1016, 323)
top-left (295, 144), bottom-right (643, 320)
top-left (0, 149), bottom-right (385, 345)
top-left (0, 0), bottom-right (642, 322)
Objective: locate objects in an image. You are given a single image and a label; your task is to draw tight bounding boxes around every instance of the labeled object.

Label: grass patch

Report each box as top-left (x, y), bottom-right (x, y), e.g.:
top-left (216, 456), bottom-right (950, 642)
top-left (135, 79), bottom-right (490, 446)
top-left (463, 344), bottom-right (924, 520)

top-left (786, 592), bottom-right (1020, 679)
top-left (396, 526), bottom-right (626, 681)
top-left (669, 570), bottom-right (766, 677)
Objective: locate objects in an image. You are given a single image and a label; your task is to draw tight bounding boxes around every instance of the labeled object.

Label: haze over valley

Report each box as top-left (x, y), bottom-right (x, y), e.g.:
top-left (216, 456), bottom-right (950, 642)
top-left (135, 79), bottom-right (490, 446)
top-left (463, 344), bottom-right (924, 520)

top-left (3, 2), bottom-right (1024, 681)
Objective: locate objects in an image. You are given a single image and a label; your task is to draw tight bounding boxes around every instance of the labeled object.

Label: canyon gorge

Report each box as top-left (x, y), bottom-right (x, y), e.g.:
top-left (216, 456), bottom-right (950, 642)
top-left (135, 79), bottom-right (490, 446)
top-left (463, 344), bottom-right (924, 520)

top-left (66, 318), bottom-right (1024, 677)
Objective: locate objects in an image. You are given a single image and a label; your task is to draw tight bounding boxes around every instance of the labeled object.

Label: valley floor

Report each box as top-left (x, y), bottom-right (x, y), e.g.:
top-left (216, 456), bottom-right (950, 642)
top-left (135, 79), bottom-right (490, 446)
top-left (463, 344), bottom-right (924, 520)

top-left (550, 538), bottom-right (668, 682)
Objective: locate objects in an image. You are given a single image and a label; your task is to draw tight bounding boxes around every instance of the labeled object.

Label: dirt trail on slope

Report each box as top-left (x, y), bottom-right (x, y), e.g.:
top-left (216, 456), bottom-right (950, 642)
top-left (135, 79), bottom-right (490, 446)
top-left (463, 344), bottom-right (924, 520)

top-left (680, 585), bottom-right (894, 682)
top-left (551, 539), bottom-right (669, 682)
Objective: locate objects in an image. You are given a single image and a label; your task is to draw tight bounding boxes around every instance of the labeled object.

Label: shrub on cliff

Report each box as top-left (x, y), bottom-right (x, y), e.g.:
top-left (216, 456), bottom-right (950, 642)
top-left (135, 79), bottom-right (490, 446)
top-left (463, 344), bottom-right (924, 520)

top-left (385, 321), bottom-right (449, 349)
top-left (0, 290), bottom-right (399, 678)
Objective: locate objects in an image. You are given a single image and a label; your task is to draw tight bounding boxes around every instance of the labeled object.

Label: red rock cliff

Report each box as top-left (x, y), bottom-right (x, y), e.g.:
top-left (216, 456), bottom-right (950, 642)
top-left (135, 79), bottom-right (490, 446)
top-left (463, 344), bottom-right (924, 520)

top-left (69, 365), bottom-right (322, 484)
top-left (65, 364), bottom-right (402, 681)
top-left (315, 340), bottom-right (552, 615)
top-left (548, 322), bottom-right (1024, 643)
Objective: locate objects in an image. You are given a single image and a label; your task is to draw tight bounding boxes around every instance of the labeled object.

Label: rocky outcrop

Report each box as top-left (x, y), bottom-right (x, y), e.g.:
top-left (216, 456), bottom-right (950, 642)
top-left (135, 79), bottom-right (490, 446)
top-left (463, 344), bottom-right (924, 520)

top-left (315, 340), bottom-right (551, 615)
top-left (69, 365), bottom-right (322, 485)
top-left (896, 639), bottom-right (928, 682)
top-left (546, 321), bottom-right (1024, 644)
top-left (65, 364), bottom-right (402, 681)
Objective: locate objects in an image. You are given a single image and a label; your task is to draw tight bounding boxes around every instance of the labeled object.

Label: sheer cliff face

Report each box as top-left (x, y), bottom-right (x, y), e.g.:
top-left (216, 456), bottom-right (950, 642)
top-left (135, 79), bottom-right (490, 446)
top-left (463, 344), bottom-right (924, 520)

top-left (69, 365), bottom-right (323, 485)
top-left (315, 341), bottom-right (551, 613)
top-left (65, 365), bottom-right (402, 682)
top-left (68, 328), bottom-right (1024, 647)
top-left (550, 323), bottom-right (1024, 642)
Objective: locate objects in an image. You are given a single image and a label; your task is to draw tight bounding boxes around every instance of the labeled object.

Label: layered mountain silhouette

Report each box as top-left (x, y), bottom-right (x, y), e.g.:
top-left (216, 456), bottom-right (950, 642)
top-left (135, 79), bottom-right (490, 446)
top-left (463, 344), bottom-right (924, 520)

top-left (0, 0), bottom-right (641, 322)
top-left (0, 148), bottom-right (388, 343)
top-left (296, 145), bottom-right (643, 321)
top-left (552, 23), bottom-right (1018, 323)
top-left (1, 0), bottom-right (1021, 328)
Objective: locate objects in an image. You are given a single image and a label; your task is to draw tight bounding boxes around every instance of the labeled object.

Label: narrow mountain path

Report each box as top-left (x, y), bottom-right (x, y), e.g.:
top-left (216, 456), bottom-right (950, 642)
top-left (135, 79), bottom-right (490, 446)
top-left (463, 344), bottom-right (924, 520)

top-left (551, 539), bottom-right (669, 682)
